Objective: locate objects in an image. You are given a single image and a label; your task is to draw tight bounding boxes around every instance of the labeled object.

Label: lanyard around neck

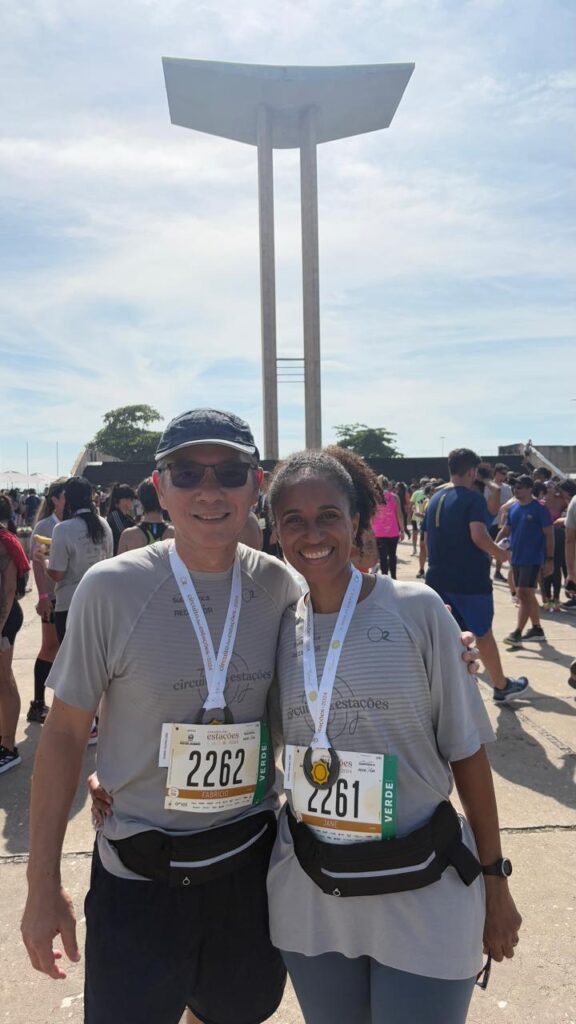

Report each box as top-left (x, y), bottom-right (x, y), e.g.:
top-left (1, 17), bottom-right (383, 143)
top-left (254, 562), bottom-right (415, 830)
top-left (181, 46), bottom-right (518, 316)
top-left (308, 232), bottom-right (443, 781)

top-left (302, 566), bottom-right (363, 751)
top-left (168, 541), bottom-right (242, 712)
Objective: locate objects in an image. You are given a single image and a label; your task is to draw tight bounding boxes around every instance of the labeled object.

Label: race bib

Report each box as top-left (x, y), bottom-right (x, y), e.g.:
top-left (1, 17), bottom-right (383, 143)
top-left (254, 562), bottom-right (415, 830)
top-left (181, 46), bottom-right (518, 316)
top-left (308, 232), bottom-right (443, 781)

top-left (285, 744), bottom-right (397, 844)
top-left (164, 721), bottom-right (269, 813)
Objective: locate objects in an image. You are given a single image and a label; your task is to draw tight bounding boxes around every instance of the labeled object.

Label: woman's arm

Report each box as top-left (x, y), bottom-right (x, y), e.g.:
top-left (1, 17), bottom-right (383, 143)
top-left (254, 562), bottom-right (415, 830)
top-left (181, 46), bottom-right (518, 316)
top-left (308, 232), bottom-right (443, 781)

top-left (0, 559), bottom-right (18, 635)
top-left (451, 747), bottom-right (522, 961)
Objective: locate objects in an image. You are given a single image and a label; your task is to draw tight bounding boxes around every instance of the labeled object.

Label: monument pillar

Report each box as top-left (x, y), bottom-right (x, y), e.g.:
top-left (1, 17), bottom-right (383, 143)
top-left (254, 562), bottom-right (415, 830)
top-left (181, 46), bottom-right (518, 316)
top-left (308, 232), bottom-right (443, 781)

top-left (300, 106), bottom-right (322, 450)
top-left (256, 105), bottom-right (279, 459)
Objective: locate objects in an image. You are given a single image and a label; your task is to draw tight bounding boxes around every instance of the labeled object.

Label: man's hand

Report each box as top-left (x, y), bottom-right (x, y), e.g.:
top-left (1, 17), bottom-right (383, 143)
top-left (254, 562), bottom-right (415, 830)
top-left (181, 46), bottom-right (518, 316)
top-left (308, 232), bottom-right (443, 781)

top-left (21, 886), bottom-right (81, 979)
top-left (483, 880), bottom-right (522, 961)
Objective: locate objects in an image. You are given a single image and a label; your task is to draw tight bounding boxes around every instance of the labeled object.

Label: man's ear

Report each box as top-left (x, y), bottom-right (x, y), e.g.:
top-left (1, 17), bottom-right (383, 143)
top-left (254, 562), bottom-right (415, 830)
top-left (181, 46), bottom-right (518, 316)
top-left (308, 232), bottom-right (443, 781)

top-left (152, 469), bottom-right (168, 511)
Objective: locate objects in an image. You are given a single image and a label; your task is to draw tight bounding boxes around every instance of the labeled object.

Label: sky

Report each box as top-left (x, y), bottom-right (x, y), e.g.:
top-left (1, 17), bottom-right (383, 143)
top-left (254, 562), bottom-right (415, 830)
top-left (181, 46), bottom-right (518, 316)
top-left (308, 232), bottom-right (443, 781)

top-left (1, 0), bottom-right (575, 478)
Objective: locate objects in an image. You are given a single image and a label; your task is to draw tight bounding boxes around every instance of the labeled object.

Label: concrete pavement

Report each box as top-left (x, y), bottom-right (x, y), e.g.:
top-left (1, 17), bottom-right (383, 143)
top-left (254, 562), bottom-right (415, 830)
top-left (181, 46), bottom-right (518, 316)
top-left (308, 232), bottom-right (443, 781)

top-left (1, 540), bottom-right (575, 1023)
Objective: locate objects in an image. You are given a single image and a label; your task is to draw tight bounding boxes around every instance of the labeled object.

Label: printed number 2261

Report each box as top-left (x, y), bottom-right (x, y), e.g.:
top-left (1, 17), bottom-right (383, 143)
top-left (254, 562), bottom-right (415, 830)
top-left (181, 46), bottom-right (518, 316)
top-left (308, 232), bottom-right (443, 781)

top-left (307, 778), bottom-right (360, 818)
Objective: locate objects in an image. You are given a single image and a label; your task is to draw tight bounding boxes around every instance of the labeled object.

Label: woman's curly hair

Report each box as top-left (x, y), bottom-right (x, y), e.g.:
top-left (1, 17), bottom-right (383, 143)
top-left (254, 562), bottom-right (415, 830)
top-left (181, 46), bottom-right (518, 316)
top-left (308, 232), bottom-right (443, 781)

top-left (268, 447), bottom-right (382, 551)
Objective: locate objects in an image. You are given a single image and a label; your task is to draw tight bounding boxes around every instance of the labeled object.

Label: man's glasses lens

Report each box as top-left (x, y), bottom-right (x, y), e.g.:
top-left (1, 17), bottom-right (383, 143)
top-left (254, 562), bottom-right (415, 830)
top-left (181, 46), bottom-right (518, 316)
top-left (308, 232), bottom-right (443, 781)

top-left (167, 462), bottom-right (252, 489)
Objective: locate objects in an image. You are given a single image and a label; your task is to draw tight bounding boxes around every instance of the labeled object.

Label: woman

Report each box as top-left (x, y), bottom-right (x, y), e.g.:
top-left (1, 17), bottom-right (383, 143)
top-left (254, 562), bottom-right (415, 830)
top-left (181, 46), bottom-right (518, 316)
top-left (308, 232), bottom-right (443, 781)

top-left (117, 478), bottom-right (174, 554)
top-left (0, 494), bottom-right (30, 773)
top-left (372, 476), bottom-right (404, 579)
top-left (27, 478), bottom-right (67, 723)
top-left (265, 451), bottom-right (521, 1024)
top-left (37, 477), bottom-right (113, 643)
top-left (106, 483), bottom-right (136, 555)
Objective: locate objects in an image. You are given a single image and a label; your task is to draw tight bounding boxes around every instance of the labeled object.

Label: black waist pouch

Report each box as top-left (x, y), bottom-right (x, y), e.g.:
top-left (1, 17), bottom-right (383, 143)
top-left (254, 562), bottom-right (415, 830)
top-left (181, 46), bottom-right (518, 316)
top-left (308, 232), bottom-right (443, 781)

top-left (287, 801), bottom-right (481, 897)
top-left (110, 809), bottom-right (277, 888)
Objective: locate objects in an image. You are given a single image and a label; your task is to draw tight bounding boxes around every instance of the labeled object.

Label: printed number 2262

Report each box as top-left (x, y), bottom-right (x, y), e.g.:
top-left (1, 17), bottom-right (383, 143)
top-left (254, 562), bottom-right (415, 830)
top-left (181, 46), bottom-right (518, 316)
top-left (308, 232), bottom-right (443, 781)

top-left (187, 748), bottom-right (245, 788)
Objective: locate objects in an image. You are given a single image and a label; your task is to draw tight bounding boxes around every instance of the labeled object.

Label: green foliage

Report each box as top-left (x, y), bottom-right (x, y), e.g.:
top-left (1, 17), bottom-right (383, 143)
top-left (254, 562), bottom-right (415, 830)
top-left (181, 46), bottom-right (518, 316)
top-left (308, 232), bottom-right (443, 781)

top-left (91, 405), bottom-right (162, 462)
top-left (334, 423), bottom-right (403, 460)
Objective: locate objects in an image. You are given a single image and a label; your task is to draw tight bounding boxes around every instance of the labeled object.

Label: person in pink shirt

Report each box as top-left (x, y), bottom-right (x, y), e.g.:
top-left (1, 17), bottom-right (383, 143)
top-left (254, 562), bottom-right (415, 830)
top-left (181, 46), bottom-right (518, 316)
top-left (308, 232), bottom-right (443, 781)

top-left (372, 477), bottom-right (404, 579)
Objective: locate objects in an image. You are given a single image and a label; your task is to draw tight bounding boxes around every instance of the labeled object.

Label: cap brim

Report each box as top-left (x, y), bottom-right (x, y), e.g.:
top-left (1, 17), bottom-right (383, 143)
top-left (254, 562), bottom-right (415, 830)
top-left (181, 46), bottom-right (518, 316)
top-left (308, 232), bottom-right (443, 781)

top-left (156, 439), bottom-right (258, 462)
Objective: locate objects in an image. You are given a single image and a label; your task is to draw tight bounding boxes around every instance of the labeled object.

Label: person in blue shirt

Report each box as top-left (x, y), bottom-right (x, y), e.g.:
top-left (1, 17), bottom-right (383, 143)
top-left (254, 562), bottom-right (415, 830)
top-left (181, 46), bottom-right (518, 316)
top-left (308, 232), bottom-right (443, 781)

top-left (498, 476), bottom-right (554, 647)
top-left (423, 448), bottom-right (528, 704)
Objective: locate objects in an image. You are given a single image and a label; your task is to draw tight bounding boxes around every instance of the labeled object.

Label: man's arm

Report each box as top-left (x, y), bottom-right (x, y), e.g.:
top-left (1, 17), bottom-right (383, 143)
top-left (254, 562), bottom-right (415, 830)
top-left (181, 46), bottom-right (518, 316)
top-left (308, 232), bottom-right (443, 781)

top-left (452, 748), bottom-right (522, 961)
top-left (469, 521), bottom-right (510, 562)
top-left (21, 697), bottom-right (96, 979)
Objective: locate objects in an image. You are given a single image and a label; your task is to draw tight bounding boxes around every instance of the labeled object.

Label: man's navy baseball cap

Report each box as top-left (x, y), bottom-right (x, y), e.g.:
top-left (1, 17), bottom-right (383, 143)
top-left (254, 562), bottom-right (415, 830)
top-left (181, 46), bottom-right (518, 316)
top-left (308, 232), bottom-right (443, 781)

top-left (155, 408), bottom-right (260, 462)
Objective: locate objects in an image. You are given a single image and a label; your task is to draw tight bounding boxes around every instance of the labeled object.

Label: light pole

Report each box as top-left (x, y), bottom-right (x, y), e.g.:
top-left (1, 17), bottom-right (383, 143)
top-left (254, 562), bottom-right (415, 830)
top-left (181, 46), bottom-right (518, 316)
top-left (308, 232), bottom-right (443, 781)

top-left (162, 59), bottom-right (414, 457)
top-left (440, 436), bottom-right (446, 457)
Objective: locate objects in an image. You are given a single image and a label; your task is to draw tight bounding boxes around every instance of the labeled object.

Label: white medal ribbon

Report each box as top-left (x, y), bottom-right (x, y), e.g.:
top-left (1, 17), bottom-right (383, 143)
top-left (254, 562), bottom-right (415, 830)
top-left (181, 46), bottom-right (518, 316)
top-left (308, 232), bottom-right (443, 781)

top-left (168, 541), bottom-right (242, 713)
top-left (303, 566), bottom-right (363, 751)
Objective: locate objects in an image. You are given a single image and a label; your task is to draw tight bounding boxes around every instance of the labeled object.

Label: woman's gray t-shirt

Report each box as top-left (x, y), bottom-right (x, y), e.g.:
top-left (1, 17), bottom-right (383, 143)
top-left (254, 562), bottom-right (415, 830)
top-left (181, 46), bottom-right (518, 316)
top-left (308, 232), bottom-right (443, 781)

top-left (49, 515), bottom-right (113, 611)
top-left (267, 575), bottom-right (495, 980)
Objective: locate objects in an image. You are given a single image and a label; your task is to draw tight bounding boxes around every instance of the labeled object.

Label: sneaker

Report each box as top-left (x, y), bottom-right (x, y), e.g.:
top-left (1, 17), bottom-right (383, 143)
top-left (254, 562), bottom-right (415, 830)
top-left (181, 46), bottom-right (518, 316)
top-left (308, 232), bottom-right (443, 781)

top-left (503, 630), bottom-right (523, 647)
top-left (26, 701), bottom-right (50, 724)
top-left (540, 600), bottom-right (551, 612)
top-left (494, 570), bottom-right (506, 582)
top-left (569, 660), bottom-right (576, 690)
top-left (562, 596), bottom-right (576, 609)
top-left (416, 569), bottom-right (425, 579)
top-left (521, 625), bottom-right (546, 642)
top-left (0, 745), bottom-right (22, 774)
top-left (87, 723), bottom-right (98, 747)
top-left (493, 677), bottom-right (529, 703)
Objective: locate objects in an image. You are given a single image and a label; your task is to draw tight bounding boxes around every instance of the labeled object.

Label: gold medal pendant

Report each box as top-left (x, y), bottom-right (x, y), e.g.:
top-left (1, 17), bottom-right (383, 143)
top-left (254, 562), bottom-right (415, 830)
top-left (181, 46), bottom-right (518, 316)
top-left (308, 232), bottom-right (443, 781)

top-left (303, 746), bottom-right (340, 790)
top-left (197, 707), bottom-right (234, 725)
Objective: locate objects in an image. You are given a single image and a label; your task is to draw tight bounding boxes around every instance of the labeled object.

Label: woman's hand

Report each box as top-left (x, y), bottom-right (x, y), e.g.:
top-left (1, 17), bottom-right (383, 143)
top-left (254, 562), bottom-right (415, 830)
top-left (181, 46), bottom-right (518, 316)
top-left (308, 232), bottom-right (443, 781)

top-left (460, 631), bottom-right (479, 676)
top-left (483, 879), bottom-right (522, 961)
top-left (35, 596), bottom-right (53, 621)
top-left (87, 772), bottom-right (113, 827)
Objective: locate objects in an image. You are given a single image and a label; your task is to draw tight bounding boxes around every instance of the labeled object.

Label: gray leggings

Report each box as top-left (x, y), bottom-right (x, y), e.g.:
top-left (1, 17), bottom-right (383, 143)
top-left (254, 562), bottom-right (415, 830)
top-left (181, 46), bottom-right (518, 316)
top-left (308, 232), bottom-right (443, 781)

top-left (282, 950), bottom-right (476, 1024)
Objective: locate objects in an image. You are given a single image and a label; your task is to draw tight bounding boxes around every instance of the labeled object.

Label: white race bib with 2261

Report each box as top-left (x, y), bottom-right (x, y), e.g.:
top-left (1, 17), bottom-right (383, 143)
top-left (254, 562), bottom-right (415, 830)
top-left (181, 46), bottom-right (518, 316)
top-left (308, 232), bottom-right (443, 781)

top-left (164, 721), bottom-right (270, 813)
top-left (285, 744), bottom-right (397, 844)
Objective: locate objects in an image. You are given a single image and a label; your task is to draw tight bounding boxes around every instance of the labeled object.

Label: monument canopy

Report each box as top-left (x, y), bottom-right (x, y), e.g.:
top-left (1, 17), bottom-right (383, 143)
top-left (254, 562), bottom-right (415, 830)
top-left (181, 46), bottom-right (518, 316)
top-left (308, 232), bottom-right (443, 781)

top-left (162, 59), bottom-right (415, 149)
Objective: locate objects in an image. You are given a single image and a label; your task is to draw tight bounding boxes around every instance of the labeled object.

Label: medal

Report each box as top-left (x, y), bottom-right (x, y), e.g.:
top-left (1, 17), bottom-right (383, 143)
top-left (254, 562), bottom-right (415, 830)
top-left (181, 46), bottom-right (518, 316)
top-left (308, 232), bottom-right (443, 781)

top-left (196, 706), bottom-right (234, 725)
top-left (169, 543), bottom-right (242, 724)
top-left (302, 567), bottom-right (362, 790)
top-left (303, 745), bottom-right (340, 790)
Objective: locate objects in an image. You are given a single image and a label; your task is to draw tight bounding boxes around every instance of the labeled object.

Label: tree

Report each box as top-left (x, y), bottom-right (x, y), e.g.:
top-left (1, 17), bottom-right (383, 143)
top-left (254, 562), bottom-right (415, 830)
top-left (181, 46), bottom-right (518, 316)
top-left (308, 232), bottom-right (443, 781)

top-left (334, 423), bottom-right (403, 460)
top-left (91, 405), bottom-right (163, 462)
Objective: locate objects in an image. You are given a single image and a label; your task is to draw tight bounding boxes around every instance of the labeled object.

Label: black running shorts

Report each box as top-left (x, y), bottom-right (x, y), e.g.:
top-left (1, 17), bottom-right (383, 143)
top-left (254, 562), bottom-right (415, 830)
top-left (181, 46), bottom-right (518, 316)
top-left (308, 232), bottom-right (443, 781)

top-left (84, 840), bottom-right (286, 1024)
top-left (1, 601), bottom-right (23, 646)
top-left (512, 564), bottom-right (541, 589)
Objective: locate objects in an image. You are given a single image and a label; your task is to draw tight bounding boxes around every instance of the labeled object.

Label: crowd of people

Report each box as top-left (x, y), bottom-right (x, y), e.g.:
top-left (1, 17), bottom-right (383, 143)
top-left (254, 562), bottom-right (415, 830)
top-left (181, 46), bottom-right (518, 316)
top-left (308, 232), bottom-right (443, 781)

top-left (0, 410), bottom-right (574, 1024)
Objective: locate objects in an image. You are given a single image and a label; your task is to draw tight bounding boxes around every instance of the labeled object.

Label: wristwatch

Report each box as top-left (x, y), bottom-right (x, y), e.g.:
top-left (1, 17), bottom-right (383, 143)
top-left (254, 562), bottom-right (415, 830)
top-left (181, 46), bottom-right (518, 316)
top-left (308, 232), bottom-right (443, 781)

top-left (482, 857), bottom-right (512, 878)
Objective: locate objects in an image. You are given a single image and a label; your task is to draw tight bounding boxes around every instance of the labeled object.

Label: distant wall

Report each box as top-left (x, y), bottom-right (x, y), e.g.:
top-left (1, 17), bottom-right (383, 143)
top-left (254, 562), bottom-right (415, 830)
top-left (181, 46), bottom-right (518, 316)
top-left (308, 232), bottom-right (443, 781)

top-left (83, 453), bottom-right (526, 490)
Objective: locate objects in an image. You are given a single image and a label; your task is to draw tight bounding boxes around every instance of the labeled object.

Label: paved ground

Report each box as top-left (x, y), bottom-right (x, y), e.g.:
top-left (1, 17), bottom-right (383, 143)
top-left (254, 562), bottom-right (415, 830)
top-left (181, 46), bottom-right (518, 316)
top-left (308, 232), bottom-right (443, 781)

top-left (1, 540), bottom-right (575, 1023)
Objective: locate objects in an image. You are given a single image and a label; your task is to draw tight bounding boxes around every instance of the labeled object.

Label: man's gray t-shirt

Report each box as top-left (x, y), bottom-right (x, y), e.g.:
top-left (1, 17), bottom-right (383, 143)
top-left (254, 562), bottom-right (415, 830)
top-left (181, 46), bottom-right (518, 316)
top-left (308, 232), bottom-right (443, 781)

top-left (49, 515), bottom-right (113, 611)
top-left (267, 575), bottom-right (495, 980)
top-left (49, 541), bottom-right (299, 878)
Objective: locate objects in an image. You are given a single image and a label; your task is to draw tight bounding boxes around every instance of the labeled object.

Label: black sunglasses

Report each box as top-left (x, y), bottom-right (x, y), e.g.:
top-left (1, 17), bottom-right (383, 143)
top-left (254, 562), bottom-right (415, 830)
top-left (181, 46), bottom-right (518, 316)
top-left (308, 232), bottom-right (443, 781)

top-left (160, 459), bottom-right (256, 490)
top-left (475, 954), bottom-right (492, 990)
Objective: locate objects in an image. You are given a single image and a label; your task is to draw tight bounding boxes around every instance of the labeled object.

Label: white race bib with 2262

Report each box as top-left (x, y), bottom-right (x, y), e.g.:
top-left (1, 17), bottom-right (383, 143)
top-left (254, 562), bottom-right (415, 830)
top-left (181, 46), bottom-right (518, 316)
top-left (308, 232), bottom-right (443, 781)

top-left (285, 744), bottom-right (397, 844)
top-left (164, 721), bottom-right (270, 813)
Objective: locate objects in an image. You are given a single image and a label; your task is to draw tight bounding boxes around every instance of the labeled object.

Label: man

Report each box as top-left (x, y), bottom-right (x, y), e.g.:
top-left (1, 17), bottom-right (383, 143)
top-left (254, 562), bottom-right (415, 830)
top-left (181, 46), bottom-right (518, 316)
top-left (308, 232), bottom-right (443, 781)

top-left (409, 478), bottom-right (428, 556)
top-left (499, 475), bottom-right (554, 647)
top-left (486, 464), bottom-right (512, 580)
top-left (423, 448), bottom-right (529, 703)
top-left (22, 410), bottom-right (479, 1024)
top-left (22, 409), bottom-right (299, 1024)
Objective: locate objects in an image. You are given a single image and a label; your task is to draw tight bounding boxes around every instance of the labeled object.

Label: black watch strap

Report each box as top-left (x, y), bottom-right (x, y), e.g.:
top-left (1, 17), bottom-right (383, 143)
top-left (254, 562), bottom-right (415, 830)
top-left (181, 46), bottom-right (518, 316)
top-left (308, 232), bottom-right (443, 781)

top-left (482, 857), bottom-right (512, 877)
